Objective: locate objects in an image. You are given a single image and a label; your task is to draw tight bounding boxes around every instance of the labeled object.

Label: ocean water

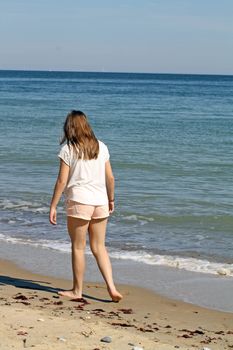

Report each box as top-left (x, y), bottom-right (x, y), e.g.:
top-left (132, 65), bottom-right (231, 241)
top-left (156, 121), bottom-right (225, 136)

top-left (0, 70), bottom-right (233, 277)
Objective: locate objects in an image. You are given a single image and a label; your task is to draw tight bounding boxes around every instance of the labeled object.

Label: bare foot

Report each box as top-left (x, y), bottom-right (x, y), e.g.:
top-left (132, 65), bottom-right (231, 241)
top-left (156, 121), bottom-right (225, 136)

top-left (58, 290), bottom-right (82, 299)
top-left (107, 287), bottom-right (123, 302)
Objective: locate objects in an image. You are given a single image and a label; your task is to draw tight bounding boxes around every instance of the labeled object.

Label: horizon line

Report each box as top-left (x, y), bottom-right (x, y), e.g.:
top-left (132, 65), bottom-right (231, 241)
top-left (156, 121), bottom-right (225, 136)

top-left (0, 68), bottom-right (233, 77)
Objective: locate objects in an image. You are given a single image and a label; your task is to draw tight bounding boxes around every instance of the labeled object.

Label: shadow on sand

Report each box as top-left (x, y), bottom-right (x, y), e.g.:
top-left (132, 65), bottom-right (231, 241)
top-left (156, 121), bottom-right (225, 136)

top-left (0, 275), bottom-right (112, 303)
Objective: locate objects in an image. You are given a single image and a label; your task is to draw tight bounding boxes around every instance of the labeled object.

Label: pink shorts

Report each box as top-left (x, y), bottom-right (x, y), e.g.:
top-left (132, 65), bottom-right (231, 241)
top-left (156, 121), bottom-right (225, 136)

top-left (66, 200), bottom-right (109, 220)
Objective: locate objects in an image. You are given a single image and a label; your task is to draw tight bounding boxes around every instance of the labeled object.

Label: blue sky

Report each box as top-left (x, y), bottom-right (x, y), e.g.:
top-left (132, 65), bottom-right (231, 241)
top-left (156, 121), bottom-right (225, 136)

top-left (0, 0), bottom-right (233, 74)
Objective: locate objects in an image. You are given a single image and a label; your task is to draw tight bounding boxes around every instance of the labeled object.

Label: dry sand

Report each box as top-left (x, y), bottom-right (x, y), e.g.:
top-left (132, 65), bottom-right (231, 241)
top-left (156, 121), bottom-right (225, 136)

top-left (0, 258), bottom-right (233, 350)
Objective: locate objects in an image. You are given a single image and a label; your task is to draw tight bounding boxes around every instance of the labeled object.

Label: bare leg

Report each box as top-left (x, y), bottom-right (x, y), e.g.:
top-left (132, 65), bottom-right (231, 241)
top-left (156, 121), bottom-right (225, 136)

top-left (89, 218), bottom-right (123, 302)
top-left (58, 217), bottom-right (89, 298)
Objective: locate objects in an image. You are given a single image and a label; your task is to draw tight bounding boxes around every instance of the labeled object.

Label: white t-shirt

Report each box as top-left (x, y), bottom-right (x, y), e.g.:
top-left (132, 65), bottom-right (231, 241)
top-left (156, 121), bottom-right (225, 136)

top-left (58, 140), bottom-right (110, 205)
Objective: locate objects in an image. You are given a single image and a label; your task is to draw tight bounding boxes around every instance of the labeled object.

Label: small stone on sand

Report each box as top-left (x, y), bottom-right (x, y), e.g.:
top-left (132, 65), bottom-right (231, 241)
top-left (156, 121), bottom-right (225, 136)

top-left (57, 337), bottom-right (66, 342)
top-left (100, 336), bottom-right (112, 343)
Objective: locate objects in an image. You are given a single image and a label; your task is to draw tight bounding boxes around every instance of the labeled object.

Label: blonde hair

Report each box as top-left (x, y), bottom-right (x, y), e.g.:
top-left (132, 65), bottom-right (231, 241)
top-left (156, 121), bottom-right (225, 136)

top-left (60, 110), bottom-right (99, 160)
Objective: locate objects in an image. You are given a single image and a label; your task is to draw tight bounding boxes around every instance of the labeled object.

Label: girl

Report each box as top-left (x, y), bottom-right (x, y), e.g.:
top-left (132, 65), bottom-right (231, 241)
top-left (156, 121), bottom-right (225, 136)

top-left (49, 110), bottom-right (122, 302)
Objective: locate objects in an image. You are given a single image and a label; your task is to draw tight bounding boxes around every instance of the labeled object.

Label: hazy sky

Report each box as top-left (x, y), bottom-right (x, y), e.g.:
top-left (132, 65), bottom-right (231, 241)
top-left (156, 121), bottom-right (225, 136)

top-left (1, 0), bottom-right (233, 74)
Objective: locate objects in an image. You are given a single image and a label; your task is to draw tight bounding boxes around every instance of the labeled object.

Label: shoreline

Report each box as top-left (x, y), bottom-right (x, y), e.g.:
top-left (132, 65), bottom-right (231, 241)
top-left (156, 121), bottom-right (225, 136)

top-left (1, 240), bottom-right (233, 313)
top-left (1, 258), bottom-right (233, 349)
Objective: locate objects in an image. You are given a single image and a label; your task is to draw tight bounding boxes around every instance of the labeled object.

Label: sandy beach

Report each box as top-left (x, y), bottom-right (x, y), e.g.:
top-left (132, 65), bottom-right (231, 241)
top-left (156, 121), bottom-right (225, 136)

top-left (0, 258), bottom-right (233, 350)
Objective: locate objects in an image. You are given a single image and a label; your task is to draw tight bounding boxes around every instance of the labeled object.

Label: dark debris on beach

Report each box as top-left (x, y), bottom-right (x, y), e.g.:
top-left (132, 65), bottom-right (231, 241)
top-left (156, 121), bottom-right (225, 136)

top-left (0, 290), bottom-right (231, 349)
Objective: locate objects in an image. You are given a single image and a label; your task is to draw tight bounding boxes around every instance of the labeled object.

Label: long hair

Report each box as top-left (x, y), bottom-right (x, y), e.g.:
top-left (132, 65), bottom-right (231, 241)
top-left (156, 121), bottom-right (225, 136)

top-left (60, 110), bottom-right (99, 160)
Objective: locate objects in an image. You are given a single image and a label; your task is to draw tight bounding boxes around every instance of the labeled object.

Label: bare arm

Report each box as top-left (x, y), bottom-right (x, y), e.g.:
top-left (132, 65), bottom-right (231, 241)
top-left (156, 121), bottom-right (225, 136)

top-left (49, 160), bottom-right (70, 225)
top-left (105, 160), bottom-right (115, 214)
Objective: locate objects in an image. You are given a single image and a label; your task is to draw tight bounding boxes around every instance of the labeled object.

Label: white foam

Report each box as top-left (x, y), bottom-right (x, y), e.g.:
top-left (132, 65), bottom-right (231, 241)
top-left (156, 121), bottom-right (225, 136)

top-left (0, 199), bottom-right (51, 214)
top-left (124, 214), bottom-right (138, 221)
top-left (0, 233), bottom-right (233, 277)
top-left (109, 250), bottom-right (233, 277)
top-left (123, 214), bottom-right (154, 223)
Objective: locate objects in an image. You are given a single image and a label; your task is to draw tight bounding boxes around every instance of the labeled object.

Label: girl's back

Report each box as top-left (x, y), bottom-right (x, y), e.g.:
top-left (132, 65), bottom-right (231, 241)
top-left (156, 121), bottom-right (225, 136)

top-left (58, 140), bottom-right (110, 205)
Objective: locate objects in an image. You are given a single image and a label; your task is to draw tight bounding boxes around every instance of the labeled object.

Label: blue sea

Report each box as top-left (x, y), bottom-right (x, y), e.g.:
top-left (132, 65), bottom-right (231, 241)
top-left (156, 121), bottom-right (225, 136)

top-left (0, 70), bottom-right (233, 277)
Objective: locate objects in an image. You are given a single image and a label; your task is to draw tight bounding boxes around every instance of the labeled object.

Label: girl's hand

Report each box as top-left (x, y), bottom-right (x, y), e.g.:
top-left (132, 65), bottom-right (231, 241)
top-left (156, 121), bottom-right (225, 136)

top-left (49, 206), bottom-right (57, 225)
top-left (109, 201), bottom-right (115, 214)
